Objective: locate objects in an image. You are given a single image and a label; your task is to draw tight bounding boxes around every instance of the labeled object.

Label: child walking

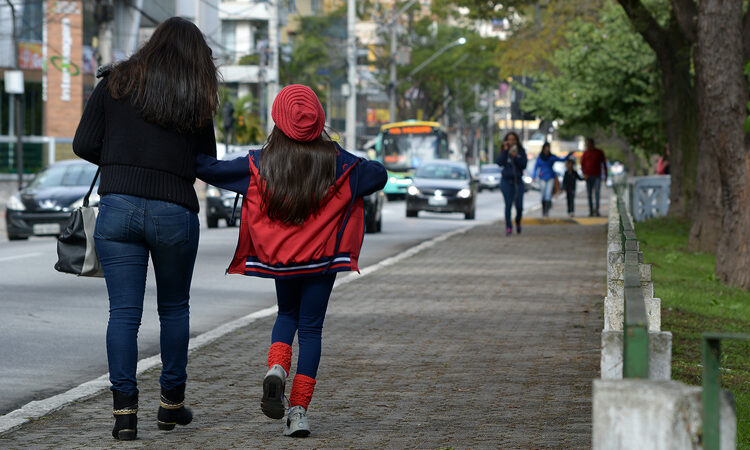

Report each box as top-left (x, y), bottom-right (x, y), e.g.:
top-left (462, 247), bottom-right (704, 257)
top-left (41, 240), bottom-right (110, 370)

top-left (196, 85), bottom-right (387, 437)
top-left (562, 158), bottom-right (583, 217)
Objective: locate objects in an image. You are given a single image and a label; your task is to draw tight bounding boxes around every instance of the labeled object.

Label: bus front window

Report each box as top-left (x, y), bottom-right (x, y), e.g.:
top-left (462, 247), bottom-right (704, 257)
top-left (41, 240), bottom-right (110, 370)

top-left (382, 134), bottom-right (439, 171)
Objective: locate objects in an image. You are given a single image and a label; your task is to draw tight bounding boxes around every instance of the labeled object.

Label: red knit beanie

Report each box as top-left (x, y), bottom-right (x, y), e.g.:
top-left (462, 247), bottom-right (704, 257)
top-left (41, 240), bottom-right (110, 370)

top-left (271, 84), bottom-right (326, 142)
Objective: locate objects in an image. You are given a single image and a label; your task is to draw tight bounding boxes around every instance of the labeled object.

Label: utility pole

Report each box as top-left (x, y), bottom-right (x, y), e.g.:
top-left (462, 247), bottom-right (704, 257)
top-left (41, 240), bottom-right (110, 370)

top-left (94, 0), bottom-right (114, 78)
top-left (345, 0), bottom-right (357, 149)
top-left (4, 0), bottom-right (24, 189)
top-left (487, 87), bottom-right (495, 163)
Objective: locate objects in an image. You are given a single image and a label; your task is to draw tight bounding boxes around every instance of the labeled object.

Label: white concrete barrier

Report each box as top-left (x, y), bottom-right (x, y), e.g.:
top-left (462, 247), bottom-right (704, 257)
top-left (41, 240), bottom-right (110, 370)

top-left (593, 379), bottom-right (736, 450)
top-left (600, 330), bottom-right (672, 380)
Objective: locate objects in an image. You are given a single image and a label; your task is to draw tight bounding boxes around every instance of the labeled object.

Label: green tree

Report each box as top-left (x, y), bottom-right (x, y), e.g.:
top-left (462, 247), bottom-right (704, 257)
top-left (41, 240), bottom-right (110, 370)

top-left (216, 89), bottom-right (265, 145)
top-left (522, 3), bottom-right (665, 167)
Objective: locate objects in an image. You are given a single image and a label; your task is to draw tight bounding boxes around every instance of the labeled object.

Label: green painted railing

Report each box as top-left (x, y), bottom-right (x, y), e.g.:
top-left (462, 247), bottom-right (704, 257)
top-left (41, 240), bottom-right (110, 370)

top-left (616, 196), bottom-right (649, 379)
top-left (702, 333), bottom-right (750, 450)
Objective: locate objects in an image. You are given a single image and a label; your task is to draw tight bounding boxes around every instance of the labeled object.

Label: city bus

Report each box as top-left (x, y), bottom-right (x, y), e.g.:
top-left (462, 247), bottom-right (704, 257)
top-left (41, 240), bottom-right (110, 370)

top-left (373, 120), bottom-right (450, 198)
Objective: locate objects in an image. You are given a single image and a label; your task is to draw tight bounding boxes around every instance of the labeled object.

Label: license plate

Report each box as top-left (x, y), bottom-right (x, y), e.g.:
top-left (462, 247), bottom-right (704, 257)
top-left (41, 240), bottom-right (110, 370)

top-left (33, 223), bottom-right (61, 235)
top-left (428, 197), bottom-right (448, 206)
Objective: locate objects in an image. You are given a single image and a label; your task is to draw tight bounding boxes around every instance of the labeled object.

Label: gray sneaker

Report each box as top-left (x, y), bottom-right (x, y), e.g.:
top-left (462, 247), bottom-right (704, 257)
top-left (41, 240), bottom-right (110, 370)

top-left (261, 364), bottom-right (287, 419)
top-left (283, 405), bottom-right (310, 437)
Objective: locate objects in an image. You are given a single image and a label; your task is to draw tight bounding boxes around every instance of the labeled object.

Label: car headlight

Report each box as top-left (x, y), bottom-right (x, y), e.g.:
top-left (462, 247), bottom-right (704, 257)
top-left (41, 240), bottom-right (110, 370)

top-left (206, 186), bottom-right (221, 197)
top-left (457, 188), bottom-right (472, 198)
top-left (407, 185), bottom-right (420, 196)
top-left (389, 176), bottom-right (399, 184)
top-left (6, 194), bottom-right (25, 211)
top-left (522, 176), bottom-right (533, 184)
top-left (69, 192), bottom-right (100, 209)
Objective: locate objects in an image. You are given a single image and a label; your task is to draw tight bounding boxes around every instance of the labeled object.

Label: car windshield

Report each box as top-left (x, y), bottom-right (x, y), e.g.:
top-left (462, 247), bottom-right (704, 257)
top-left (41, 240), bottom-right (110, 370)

top-left (28, 164), bottom-right (98, 189)
top-left (480, 166), bottom-right (500, 174)
top-left (416, 164), bottom-right (467, 180)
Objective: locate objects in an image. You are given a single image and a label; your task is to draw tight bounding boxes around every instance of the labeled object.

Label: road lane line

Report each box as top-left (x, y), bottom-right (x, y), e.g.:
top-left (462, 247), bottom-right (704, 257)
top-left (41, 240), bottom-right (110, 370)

top-left (0, 253), bottom-right (42, 263)
top-left (0, 203), bottom-right (539, 434)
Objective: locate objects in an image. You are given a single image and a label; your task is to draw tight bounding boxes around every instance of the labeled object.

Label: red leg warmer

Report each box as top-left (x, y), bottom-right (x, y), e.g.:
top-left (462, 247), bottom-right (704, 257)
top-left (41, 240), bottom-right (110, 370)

top-left (289, 374), bottom-right (316, 410)
top-left (267, 342), bottom-right (292, 375)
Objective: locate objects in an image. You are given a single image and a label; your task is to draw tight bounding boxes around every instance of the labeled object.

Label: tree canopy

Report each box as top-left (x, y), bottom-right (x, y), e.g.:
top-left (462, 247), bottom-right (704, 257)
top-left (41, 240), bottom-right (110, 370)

top-left (522, 3), bottom-right (665, 158)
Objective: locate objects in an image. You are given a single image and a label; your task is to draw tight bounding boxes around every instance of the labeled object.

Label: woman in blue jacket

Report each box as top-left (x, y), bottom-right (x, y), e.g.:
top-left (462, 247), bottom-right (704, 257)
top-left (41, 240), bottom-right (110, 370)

top-left (533, 142), bottom-right (572, 217)
top-left (496, 132), bottom-right (528, 235)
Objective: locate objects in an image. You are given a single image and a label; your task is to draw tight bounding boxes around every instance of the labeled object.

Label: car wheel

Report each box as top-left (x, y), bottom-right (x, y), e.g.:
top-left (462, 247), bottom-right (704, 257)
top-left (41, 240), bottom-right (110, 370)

top-left (406, 209), bottom-right (418, 218)
top-left (365, 214), bottom-right (376, 233)
top-left (207, 216), bottom-right (219, 228)
top-left (7, 233), bottom-right (28, 241)
top-left (464, 209), bottom-right (475, 220)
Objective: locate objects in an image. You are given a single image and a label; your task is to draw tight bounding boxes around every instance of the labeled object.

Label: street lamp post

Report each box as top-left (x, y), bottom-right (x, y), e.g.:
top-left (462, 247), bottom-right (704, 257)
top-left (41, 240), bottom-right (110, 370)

top-left (388, 0), bottom-right (418, 123)
top-left (407, 37), bottom-right (466, 79)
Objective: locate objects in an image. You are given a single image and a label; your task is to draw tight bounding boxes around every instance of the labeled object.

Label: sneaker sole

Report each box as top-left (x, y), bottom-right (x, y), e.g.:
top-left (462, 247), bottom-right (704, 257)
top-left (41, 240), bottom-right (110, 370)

top-left (261, 373), bottom-right (285, 419)
top-left (285, 428), bottom-right (310, 438)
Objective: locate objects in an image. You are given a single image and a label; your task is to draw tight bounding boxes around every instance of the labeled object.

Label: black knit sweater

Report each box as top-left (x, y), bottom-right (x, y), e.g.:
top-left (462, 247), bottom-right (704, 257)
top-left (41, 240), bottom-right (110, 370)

top-left (72, 75), bottom-right (216, 213)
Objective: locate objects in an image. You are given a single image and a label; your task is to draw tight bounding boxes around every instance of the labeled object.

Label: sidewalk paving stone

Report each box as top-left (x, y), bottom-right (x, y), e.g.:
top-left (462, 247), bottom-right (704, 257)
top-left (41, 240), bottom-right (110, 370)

top-left (0, 191), bottom-right (606, 449)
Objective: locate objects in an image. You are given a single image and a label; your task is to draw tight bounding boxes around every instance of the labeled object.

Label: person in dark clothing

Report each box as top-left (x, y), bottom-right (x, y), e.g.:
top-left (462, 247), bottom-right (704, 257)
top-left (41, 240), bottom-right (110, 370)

top-left (496, 132), bottom-right (528, 235)
top-left (580, 137), bottom-right (607, 216)
top-left (72, 17), bottom-right (218, 440)
top-left (562, 158), bottom-right (584, 217)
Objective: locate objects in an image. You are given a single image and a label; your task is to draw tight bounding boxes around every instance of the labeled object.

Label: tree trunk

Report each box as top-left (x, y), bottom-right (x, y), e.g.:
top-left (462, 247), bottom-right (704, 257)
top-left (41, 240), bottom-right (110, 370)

top-left (689, 29), bottom-right (722, 252)
top-left (688, 146), bottom-right (722, 251)
top-left (658, 33), bottom-right (698, 219)
top-left (695, 0), bottom-right (750, 288)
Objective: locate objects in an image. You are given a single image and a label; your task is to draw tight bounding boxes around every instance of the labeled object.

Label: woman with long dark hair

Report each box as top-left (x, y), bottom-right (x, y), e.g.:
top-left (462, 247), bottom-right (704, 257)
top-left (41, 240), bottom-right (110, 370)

top-left (496, 132), bottom-right (528, 235)
top-left (196, 84), bottom-right (387, 437)
top-left (532, 142), bottom-right (571, 216)
top-left (72, 17), bottom-right (218, 440)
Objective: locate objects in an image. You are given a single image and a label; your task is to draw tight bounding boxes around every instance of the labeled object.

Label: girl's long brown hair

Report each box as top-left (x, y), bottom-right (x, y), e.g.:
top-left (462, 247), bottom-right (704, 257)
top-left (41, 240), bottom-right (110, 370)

top-left (107, 17), bottom-right (218, 134)
top-left (260, 126), bottom-right (338, 225)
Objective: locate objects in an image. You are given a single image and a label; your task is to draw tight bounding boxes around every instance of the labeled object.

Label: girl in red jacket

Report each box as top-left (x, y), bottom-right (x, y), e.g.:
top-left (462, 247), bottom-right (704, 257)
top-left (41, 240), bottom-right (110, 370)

top-left (197, 84), bottom-right (387, 437)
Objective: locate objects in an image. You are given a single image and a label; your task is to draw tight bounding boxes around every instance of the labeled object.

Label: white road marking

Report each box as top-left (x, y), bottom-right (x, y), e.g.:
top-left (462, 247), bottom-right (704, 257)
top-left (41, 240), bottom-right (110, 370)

top-left (0, 200), bottom-right (541, 434)
top-left (0, 253), bottom-right (42, 263)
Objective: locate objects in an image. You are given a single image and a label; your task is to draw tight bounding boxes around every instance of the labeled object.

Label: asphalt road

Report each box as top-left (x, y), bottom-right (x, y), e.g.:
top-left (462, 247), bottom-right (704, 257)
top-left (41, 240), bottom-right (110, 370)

top-left (0, 189), bottom-right (539, 414)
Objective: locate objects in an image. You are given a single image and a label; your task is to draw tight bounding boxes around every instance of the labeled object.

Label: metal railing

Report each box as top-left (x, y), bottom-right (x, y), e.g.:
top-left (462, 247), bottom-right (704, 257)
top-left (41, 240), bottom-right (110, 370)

top-left (702, 332), bottom-right (750, 450)
top-left (616, 193), bottom-right (649, 378)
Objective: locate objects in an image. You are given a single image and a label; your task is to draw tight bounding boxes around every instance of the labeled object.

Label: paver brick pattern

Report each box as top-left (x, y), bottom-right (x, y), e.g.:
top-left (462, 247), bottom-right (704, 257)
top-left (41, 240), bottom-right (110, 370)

top-left (0, 208), bottom-right (605, 449)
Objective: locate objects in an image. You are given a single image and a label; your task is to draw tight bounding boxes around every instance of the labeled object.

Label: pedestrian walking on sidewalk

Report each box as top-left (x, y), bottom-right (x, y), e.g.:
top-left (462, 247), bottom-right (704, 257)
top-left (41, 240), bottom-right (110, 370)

top-left (562, 158), bottom-right (584, 217)
top-left (532, 142), bottom-right (571, 217)
top-left (196, 84), bottom-right (387, 438)
top-left (496, 132), bottom-right (528, 235)
top-left (72, 17), bottom-right (218, 440)
top-left (580, 137), bottom-right (608, 217)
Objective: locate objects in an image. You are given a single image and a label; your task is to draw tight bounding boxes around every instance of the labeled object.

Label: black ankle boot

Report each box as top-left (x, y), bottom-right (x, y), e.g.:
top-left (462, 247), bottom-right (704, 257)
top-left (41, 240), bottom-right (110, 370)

top-left (157, 384), bottom-right (193, 431)
top-left (112, 390), bottom-right (138, 440)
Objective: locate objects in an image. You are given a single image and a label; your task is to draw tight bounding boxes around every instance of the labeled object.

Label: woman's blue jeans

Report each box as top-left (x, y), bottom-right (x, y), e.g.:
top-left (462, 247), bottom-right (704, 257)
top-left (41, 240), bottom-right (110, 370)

top-left (271, 274), bottom-right (337, 379)
top-left (94, 194), bottom-right (199, 395)
top-left (500, 180), bottom-right (524, 229)
top-left (541, 178), bottom-right (555, 202)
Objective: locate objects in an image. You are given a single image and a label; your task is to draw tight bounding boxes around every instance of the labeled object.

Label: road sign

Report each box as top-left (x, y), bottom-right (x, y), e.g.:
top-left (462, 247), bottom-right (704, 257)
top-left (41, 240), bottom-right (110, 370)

top-left (4, 70), bottom-right (24, 94)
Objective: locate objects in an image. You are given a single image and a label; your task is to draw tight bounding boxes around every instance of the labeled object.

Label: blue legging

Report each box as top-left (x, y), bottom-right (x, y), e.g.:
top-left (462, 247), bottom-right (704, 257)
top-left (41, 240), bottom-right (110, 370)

top-left (500, 180), bottom-right (524, 228)
top-left (271, 274), bottom-right (337, 379)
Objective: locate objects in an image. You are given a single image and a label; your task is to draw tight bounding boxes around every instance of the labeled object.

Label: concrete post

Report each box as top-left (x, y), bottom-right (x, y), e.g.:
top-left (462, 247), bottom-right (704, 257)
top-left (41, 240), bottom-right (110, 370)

top-left (593, 379), bottom-right (736, 449)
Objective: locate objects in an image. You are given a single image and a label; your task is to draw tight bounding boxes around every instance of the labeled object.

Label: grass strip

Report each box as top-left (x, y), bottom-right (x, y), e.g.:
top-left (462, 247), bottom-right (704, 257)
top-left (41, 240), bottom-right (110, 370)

top-left (636, 217), bottom-right (750, 449)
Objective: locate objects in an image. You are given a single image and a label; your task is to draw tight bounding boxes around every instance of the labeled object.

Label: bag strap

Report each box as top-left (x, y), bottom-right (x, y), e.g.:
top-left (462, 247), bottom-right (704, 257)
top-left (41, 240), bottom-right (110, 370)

top-left (324, 161), bottom-right (360, 274)
top-left (83, 168), bottom-right (101, 208)
top-left (228, 193), bottom-right (241, 226)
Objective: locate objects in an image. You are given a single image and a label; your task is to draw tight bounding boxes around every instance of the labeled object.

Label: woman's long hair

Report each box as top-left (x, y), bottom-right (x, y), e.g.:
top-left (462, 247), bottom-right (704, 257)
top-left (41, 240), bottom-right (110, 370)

top-left (540, 142), bottom-right (551, 160)
top-left (107, 17), bottom-right (218, 134)
top-left (259, 127), bottom-right (338, 225)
